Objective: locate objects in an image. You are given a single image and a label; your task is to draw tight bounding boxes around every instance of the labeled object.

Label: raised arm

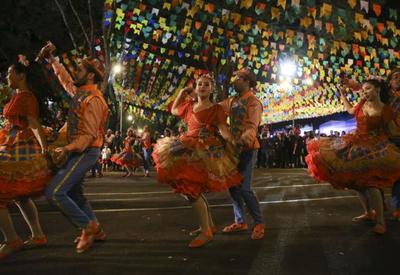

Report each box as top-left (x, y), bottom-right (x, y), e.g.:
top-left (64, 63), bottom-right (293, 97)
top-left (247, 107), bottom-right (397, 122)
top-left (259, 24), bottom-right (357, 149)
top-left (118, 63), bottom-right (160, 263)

top-left (38, 42), bottom-right (78, 97)
top-left (171, 87), bottom-right (192, 116)
top-left (339, 85), bottom-right (355, 115)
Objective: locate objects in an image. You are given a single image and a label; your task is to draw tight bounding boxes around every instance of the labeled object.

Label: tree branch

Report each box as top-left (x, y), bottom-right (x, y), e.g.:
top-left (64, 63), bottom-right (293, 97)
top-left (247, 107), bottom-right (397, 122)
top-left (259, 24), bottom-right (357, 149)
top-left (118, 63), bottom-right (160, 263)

top-left (68, 0), bottom-right (91, 53)
top-left (88, 0), bottom-right (95, 55)
top-left (53, 0), bottom-right (78, 50)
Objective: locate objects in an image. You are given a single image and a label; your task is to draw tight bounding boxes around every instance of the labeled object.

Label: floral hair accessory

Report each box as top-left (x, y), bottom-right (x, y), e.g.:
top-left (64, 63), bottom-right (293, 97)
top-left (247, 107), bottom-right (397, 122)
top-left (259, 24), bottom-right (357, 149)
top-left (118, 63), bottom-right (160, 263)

top-left (18, 54), bottom-right (29, 66)
top-left (196, 72), bottom-right (216, 86)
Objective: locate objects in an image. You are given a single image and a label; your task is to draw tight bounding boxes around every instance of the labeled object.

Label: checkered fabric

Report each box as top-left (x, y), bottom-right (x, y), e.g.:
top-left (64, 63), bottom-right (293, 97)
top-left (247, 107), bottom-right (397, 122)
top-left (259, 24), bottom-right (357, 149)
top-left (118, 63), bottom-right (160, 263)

top-left (0, 130), bottom-right (42, 161)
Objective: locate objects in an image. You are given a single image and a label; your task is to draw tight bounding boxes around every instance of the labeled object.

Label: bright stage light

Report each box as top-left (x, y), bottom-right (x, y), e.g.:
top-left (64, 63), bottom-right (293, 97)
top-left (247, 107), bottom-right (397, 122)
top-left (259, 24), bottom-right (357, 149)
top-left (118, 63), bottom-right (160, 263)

top-left (280, 60), bottom-right (297, 78)
top-left (127, 115), bottom-right (133, 121)
top-left (112, 64), bottom-right (122, 74)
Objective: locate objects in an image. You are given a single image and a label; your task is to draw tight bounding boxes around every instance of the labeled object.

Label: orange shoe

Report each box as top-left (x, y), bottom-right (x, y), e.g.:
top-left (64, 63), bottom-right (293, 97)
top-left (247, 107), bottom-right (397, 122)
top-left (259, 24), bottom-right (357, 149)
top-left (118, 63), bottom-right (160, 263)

top-left (23, 235), bottom-right (48, 249)
top-left (222, 223), bottom-right (248, 233)
top-left (188, 228), bottom-right (213, 248)
top-left (351, 211), bottom-right (376, 223)
top-left (372, 224), bottom-right (386, 235)
top-left (74, 227), bottom-right (106, 244)
top-left (0, 239), bottom-right (23, 260)
top-left (189, 226), bottom-right (217, 237)
top-left (76, 221), bottom-right (101, 253)
top-left (251, 224), bottom-right (265, 240)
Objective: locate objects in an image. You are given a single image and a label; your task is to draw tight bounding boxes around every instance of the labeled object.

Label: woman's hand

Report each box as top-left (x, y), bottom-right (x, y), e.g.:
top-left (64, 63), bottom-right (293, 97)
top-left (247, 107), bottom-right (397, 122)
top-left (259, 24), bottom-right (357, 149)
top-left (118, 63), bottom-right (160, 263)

top-left (179, 87), bottom-right (193, 96)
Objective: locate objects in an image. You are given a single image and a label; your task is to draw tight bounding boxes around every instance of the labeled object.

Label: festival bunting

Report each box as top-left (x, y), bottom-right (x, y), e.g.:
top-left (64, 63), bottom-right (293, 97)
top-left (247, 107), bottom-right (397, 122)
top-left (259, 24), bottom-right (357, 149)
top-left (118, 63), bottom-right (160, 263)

top-left (85, 0), bottom-right (400, 124)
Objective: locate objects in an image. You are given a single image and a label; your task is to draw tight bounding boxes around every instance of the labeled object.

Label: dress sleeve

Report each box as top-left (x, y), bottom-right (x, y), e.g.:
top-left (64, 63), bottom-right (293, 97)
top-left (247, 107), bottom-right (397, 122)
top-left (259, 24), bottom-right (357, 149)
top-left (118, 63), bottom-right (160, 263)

top-left (175, 100), bottom-right (192, 121)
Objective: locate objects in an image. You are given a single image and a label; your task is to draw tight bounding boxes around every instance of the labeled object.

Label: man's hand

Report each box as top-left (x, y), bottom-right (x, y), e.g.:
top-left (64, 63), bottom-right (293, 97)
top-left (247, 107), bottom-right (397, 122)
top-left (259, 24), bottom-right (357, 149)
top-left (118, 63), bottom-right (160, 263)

top-left (37, 41), bottom-right (56, 62)
top-left (54, 146), bottom-right (67, 162)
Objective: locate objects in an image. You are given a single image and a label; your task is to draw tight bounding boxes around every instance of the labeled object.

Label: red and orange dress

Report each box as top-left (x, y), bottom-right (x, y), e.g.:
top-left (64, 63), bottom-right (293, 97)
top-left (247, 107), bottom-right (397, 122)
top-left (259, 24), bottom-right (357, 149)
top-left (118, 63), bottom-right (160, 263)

top-left (111, 136), bottom-right (141, 168)
top-left (0, 90), bottom-right (51, 207)
top-left (152, 100), bottom-right (242, 198)
top-left (306, 100), bottom-right (400, 191)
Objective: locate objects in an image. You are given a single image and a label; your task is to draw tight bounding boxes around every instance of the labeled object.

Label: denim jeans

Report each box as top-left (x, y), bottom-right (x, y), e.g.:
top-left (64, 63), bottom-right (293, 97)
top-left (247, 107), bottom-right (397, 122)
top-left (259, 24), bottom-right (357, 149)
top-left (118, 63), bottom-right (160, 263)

top-left (143, 147), bottom-right (152, 172)
top-left (228, 149), bottom-right (263, 224)
top-left (45, 148), bottom-right (100, 229)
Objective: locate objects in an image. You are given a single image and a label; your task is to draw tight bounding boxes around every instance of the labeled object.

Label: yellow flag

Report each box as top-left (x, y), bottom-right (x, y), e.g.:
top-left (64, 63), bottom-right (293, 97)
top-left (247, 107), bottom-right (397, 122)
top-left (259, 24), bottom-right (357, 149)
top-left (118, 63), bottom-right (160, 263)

top-left (240, 0), bottom-right (253, 9)
top-left (347, 0), bottom-right (356, 9)
top-left (353, 32), bottom-right (362, 41)
top-left (320, 3), bottom-right (332, 18)
top-left (300, 17), bottom-right (312, 28)
top-left (271, 7), bottom-right (281, 20)
top-left (355, 13), bottom-right (364, 24)
top-left (277, 0), bottom-right (286, 9)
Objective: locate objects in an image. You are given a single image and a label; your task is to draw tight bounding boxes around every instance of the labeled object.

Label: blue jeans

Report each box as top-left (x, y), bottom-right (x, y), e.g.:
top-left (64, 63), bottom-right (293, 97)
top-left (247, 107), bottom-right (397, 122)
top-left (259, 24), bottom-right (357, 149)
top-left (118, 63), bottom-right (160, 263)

top-left (45, 148), bottom-right (100, 229)
top-left (228, 149), bottom-right (263, 225)
top-left (143, 147), bottom-right (152, 172)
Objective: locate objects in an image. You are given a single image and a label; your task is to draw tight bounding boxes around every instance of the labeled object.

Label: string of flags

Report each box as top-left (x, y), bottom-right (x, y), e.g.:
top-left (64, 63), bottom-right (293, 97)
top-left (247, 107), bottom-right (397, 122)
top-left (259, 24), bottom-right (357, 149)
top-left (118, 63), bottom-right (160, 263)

top-left (72, 0), bottom-right (400, 123)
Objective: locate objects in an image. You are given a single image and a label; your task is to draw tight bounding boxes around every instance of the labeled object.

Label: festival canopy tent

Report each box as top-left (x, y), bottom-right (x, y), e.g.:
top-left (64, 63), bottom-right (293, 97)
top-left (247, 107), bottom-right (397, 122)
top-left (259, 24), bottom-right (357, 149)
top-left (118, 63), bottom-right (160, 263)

top-left (60, 0), bottom-right (400, 123)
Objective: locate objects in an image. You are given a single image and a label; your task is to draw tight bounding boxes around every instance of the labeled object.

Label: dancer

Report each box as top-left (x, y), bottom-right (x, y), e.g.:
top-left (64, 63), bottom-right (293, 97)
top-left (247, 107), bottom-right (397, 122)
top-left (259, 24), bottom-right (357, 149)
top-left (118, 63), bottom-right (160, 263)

top-left (152, 74), bottom-right (242, 247)
top-left (141, 125), bottom-right (152, 177)
top-left (39, 42), bottom-right (109, 253)
top-left (386, 68), bottom-right (400, 219)
top-left (110, 128), bottom-right (138, 177)
top-left (220, 68), bottom-right (265, 240)
top-left (0, 60), bottom-right (52, 259)
top-left (306, 79), bottom-right (400, 234)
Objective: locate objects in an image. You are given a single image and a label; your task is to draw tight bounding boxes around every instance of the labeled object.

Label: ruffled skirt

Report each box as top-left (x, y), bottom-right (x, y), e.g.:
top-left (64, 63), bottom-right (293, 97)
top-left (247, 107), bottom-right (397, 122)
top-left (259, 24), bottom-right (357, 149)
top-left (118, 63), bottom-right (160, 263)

top-left (0, 127), bottom-right (52, 207)
top-left (306, 133), bottom-right (400, 191)
top-left (152, 136), bottom-right (242, 198)
top-left (111, 150), bottom-right (142, 168)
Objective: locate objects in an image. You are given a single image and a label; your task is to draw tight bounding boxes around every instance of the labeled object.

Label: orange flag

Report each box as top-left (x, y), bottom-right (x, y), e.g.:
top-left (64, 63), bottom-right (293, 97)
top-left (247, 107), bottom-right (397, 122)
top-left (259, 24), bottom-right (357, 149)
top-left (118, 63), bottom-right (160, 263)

top-left (373, 4), bottom-right (382, 17)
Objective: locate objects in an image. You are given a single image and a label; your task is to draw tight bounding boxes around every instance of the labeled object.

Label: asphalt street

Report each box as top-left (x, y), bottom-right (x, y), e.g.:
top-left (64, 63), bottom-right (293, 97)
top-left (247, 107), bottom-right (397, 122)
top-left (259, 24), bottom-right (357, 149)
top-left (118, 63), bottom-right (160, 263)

top-left (1, 168), bottom-right (399, 275)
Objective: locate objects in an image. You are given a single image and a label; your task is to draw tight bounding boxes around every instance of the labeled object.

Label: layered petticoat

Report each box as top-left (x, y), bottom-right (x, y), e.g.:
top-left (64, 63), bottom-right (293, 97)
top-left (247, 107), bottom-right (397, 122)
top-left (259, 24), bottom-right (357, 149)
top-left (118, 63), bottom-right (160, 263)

top-left (306, 132), bottom-right (400, 191)
top-left (152, 135), bottom-right (242, 198)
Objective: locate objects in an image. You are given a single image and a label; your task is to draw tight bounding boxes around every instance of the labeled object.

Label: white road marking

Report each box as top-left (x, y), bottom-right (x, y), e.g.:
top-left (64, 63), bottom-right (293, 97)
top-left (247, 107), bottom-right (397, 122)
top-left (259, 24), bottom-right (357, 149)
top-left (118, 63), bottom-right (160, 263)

top-left (85, 183), bottom-right (331, 197)
top-left (31, 195), bottom-right (358, 215)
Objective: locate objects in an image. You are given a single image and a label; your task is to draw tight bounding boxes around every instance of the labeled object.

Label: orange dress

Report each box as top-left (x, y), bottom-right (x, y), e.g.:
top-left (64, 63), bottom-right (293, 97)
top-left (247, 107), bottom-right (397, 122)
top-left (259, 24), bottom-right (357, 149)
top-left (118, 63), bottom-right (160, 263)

top-left (111, 136), bottom-right (141, 168)
top-left (306, 100), bottom-right (400, 191)
top-left (152, 101), bottom-right (242, 198)
top-left (0, 91), bottom-right (51, 207)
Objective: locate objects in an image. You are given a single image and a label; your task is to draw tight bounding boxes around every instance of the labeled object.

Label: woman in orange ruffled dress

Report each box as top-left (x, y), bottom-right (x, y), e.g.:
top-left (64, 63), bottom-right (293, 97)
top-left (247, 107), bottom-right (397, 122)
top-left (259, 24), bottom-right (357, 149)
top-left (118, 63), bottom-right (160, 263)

top-left (111, 128), bottom-right (140, 177)
top-left (0, 61), bottom-right (52, 259)
top-left (306, 79), bottom-right (400, 234)
top-left (152, 74), bottom-right (242, 247)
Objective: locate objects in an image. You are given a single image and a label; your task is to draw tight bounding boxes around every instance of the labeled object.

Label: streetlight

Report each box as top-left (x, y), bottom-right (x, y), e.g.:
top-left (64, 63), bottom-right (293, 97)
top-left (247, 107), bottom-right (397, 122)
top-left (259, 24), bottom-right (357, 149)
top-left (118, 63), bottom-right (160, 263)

top-left (279, 59), bottom-right (297, 128)
top-left (112, 64), bottom-right (122, 74)
top-left (279, 60), bottom-right (297, 78)
top-left (111, 63), bottom-right (123, 133)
